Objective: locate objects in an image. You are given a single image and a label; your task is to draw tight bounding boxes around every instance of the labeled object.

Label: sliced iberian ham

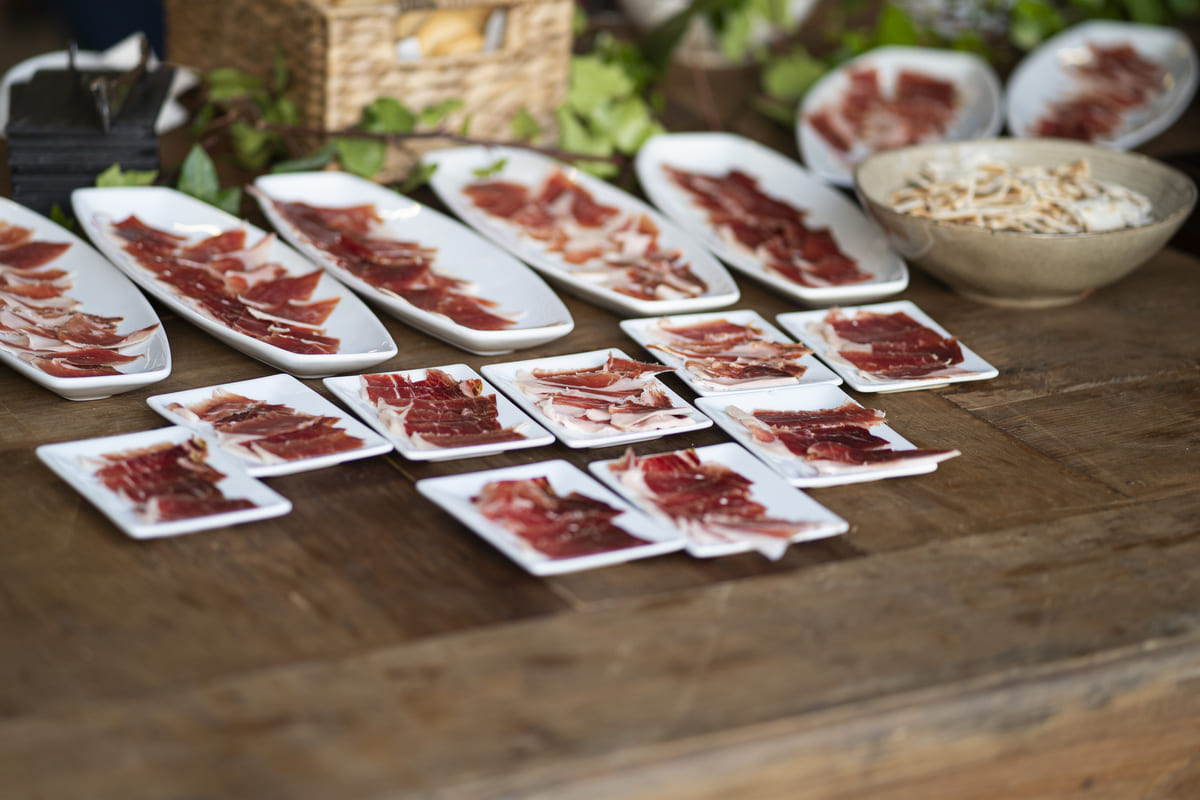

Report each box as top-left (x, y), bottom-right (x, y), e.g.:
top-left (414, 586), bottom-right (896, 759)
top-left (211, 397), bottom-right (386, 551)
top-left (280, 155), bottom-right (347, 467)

top-left (87, 437), bottom-right (257, 523)
top-left (262, 197), bottom-right (519, 331)
top-left (107, 216), bottom-right (340, 355)
top-left (811, 308), bottom-right (969, 382)
top-left (727, 402), bottom-right (958, 472)
top-left (361, 368), bottom-right (528, 449)
top-left (0, 220), bottom-right (158, 378)
top-left (514, 354), bottom-right (692, 435)
top-left (168, 389), bottom-right (365, 463)
top-left (606, 448), bottom-right (831, 559)
top-left (646, 316), bottom-right (813, 390)
top-left (463, 169), bottom-right (709, 301)
top-left (1033, 42), bottom-right (1165, 142)
top-left (663, 167), bottom-right (872, 288)
top-left (473, 476), bottom-right (650, 559)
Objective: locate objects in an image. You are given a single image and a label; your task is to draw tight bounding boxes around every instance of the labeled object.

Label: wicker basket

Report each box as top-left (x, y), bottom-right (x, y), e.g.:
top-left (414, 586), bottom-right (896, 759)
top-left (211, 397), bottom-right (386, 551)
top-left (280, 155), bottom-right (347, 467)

top-left (165, 0), bottom-right (573, 178)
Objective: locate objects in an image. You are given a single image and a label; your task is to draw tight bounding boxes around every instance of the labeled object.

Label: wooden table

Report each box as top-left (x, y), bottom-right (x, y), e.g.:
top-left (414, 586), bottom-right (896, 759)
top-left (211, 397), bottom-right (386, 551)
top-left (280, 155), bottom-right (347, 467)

top-left (3, 76), bottom-right (1200, 798)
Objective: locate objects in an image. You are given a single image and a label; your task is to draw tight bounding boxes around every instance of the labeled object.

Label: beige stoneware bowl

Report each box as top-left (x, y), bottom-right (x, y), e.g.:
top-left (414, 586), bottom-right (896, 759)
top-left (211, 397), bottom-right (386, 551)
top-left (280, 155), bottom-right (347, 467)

top-left (854, 138), bottom-right (1197, 308)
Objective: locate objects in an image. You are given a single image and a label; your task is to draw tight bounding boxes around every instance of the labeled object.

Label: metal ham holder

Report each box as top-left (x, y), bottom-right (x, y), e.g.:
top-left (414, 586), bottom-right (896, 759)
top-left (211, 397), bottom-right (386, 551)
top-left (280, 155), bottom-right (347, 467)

top-left (68, 34), bottom-right (153, 133)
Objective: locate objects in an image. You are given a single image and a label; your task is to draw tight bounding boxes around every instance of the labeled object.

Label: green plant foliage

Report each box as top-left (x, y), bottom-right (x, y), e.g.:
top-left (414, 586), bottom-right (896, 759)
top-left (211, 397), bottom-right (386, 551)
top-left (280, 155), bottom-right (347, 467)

top-left (509, 107), bottom-right (542, 142)
top-left (95, 163), bottom-right (158, 187)
top-left (49, 204), bottom-right (76, 230)
top-left (419, 98), bottom-right (464, 127)
top-left (472, 158), bottom-right (508, 178)
top-left (335, 137), bottom-right (387, 178)
top-left (761, 47), bottom-right (826, 102)
top-left (1010, 0), bottom-right (1066, 51)
top-left (396, 161), bottom-right (438, 194)
top-left (177, 144), bottom-right (241, 215)
top-left (271, 142), bottom-right (337, 174)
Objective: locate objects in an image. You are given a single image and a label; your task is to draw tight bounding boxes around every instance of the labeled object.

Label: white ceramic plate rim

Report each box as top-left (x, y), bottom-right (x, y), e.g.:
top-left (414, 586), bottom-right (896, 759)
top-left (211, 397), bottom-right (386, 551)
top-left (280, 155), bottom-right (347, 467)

top-left (416, 459), bottom-right (686, 575)
top-left (798, 46), bottom-right (1005, 187)
top-left (0, 197), bottom-right (171, 401)
top-left (323, 362), bottom-right (554, 461)
top-left (587, 441), bottom-right (849, 558)
top-left (480, 347), bottom-right (712, 449)
top-left (1005, 20), bottom-right (1200, 150)
top-left (618, 308), bottom-right (843, 396)
top-left (36, 425), bottom-right (292, 539)
top-left (424, 145), bottom-right (741, 316)
top-left (72, 186), bottom-right (397, 377)
top-left (635, 131), bottom-right (909, 304)
top-left (146, 373), bottom-right (394, 477)
top-left (695, 384), bottom-right (950, 487)
top-left (775, 300), bottom-right (999, 392)
top-left (252, 171), bottom-right (575, 355)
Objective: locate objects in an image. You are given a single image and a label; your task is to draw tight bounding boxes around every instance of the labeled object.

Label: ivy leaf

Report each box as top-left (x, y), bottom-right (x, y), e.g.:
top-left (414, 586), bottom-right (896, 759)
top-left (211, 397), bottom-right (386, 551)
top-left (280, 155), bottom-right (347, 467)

top-left (336, 137), bottom-right (386, 177)
top-left (876, 3), bottom-right (919, 46)
top-left (418, 98), bottom-right (464, 127)
top-left (177, 144), bottom-right (221, 201)
top-left (509, 107), bottom-right (542, 142)
top-left (362, 97), bottom-right (416, 135)
top-left (206, 67), bottom-right (262, 102)
top-left (271, 47), bottom-right (290, 94)
top-left (95, 163), bottom-right (158, 187)
top-left (567, 55), bottom-right (635, 116)
top-left (229, 121), bottom-right (277, 170)
top-left (472, 158), bottom-right (508, 178)
top-left (591, 96), bottom-right (660, 153)
top-left (761, 47), bottom-right (827, 101)
top-left (397, 161), bottom-right (438, 194)
top-left (49, 204), bottom-right (76, 230)
top-left (272, 142), bottom-right (337, 173)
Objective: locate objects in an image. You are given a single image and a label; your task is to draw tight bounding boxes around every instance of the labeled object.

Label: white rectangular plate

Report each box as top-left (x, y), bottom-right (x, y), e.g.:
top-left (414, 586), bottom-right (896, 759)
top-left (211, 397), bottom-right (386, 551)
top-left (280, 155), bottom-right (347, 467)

top-left (1007, 20), bottom-right (1198, 151)
top-left (0, 197), bottom-right (171, 401)
top-left (776, 300), bottom-right (999, 393)
top-left (416, 460), bottom-right (685, 575)
top-left (252, 171), bottom-right (574, 355)
top-left (696, 384), bottom-right (957, 487)
top-left (424, 145), bottom-right (741, 316)
top-left (619, 309), bottom-right (842, 396)
top-left (324, 362), bottom-right (553, 461)
top-left (481, 347), bottom-right (712, 449)
top-left (588, 442), bottom-right (849, 559)
top-left (72, 186), bottom-right (398, 377)
top-left (798, 46), bottom-right (1004, 187)
top-left (147, 373), bottom-right (393, 477)
top-left (635, 132), bottom-right (909, 305)
top-left (36, 426), bottom-right (292, 539)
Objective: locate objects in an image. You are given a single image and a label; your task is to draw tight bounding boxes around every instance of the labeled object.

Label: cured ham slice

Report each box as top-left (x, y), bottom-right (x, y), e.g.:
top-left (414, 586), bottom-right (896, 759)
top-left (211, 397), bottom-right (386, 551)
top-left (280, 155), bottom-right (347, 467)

top-left (473, 476), bottom-right (649, 559)
top-left (727, 402), bottom-right (959, 472)
top-left (663, 167), bottom-right (871, 287)
top-left (1033, 42), bottom-right (1165, 141)
top-left (464, 169), bottom-right (709, 301)
top-left (262, 196), bottom-right (517, 331)
top-left (811, 308), bottom-right (969, 381)
top-left (168, 389), bottom-right (364, 464)
top-left (646, 316), bottom-right (813, 390)
top-left (89, 438), bottom-right (257, 523)
top-left (515, 354), bottom-right (693, 434)
top-left (107, 216), bottom-right (340, 355)
top-left (806, 66), bottom-right (959, 164)
top-left (0, 221), bottom-right (159, 378)
top-left (607, 448), bottom-right (829, 559)
top-left (362, 368), bottom-right (527, 449)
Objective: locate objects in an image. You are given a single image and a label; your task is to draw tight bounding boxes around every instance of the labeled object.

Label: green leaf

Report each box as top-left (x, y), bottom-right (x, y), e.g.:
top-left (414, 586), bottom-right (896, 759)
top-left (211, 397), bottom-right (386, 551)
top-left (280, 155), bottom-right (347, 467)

top-left (761, 48), bottom-right (827, 101)
top-left (641, 0), bottom-right (743, 71)
top-left (572, 5), bottom-right (589, 36)
top-left (271, 143), bottom-right (338, 173)
top-left (49, 204), bottom-right (76, 230)
top-left (876, 3), bottom-right (919, 46)
top-left (753, 95), bottom-right (799, 127)
top-left (190, 102), bottom-right (215, 139)
top-left (229, 121), bottom-right (278, 171)
top-left (1121, 0), bottom-right (1167, 21)
top-left (264, 97), bottom-right (300, 126)
top-left (459, 113), bottom-right (473, 136)
top-left (589, 96), bottom-right (660, 154)
top-left (472, 158), bottom-right (507, 178)
top-left (556, 107), bottom-right (617, 178)
top-left (1166, 0), bottom-right (1200, 15)
top-left (177, 144), bottom-right (221, 202)
top-left (362, 97), bottom-right (416, 135)
top-left (271, 47), bottom-right (290, 94)
top-left (715, 7), bottom-right (755, 63)
top-left (212, 187), bottom-right (243, 216)
top-left (95, 163), bottom-right (158, 188)
top-left (1009, 0), bottom-right (1065, 51)
top-left (509, 107), bottom-right (543, 142)
top-left (418, 98), bottom-right (464, 127)
top-left (336, 137), bottom-right (387, 178)
top-left (206, 67), bottom-right (262, 102)
top-left (567, 55), bottom-right (635, 116)
top-left (949, 30), bottom-right (989, 57)
top-left (397, 161), bottom-right (438, 194)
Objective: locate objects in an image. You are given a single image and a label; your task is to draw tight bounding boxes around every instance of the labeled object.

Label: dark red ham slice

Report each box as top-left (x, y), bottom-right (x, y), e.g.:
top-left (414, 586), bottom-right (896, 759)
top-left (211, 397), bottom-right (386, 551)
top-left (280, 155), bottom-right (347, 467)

top-left (363, 368), bottom-right (527, 448)
top-left (1033, 42), bottom-right (1164, 141)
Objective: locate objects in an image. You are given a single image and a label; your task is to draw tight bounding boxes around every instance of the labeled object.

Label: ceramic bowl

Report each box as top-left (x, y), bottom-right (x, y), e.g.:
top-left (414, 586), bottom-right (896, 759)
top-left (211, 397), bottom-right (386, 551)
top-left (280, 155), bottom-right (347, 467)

top-left (854, 138), bottom-right (1197, 307)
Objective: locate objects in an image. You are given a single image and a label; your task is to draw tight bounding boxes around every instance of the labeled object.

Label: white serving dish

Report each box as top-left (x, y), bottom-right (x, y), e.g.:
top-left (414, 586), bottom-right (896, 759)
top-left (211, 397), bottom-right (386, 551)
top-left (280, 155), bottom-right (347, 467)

top-left (424, 145), bottom-right (741, 316)
top-left (619, 309), bottom-right (842, 395)
top-left (635, 132), bottom-right (909, 305)
top-left (323, 363), bottom-right (554, 461)
top-left (798, 46), bottom-right (1004, 187)
top-left (71, 186), bottom-right (397, 378)
top-left (252, 171), bottom-right (574, 355)
top-left (775, 300), bottom-right (999, 393)
top-left (1006, 20), bottom-right (1199, 150)
top-left (481, 347), bottom-right (712, 449)
top-left (416, 459), bottom-right (686, 575)
top-left (36, 425), bottom-right (292, 539)
top-left (0, 197), bottom-right (171, 401)
top-left (147, 373), bottom-right (393, 477)
top-left (588, 442), bottom-right (848, 559)
top-left (695, 384), bottom-right (958, 487)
